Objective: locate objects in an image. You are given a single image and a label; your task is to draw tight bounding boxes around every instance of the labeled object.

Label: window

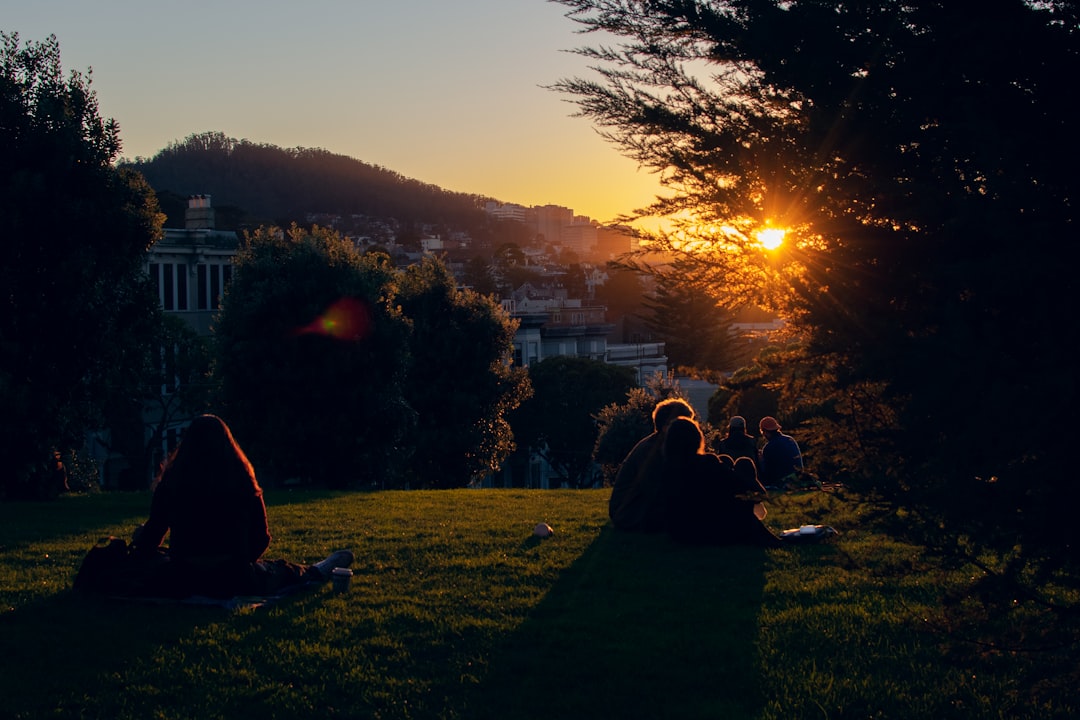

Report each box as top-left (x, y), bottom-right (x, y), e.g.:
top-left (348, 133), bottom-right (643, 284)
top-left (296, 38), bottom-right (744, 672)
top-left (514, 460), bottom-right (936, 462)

top-left (149, 263), bottom-right (160, 302)
top-left (211, 265), bottom-right (222, 308)
top-left (162, 263), bottom-right (174, 311)
top-left (176, 266), bottom-right (188, 311)
top-left (197, 265), bottom-right (208, 310)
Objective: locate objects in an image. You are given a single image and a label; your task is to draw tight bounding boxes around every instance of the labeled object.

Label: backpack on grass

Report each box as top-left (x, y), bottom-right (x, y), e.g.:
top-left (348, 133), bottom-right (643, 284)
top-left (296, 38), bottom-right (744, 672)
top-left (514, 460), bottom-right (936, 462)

top-left (74, 536), bottom-right (169, 596)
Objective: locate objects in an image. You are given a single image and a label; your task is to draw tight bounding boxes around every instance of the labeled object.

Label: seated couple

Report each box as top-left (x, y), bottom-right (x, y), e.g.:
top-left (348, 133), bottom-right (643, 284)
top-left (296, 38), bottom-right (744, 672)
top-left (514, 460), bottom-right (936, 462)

top-left (609, 398), bottom-right (781, 547)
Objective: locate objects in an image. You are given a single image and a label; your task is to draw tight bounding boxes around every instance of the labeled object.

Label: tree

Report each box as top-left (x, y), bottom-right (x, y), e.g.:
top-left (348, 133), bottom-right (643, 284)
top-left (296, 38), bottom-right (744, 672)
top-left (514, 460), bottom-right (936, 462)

top-left (510, 356), bottom-right (637, 487)
top-left (560, 262), bottom-right (590, 300)
top-left (142, 315), bottom-right (216, 478)
top-left (213, 225), bottom-right (413, 488)
top-left (396, 256), bottom-right (531, 488)
top-left (461, 254), bottom-right (499, 296)
top-left (593, 373), bottom-right (687, 485)
top-left (594, 266), bottom-right (649, 342)
top-left (0, 33), bottom-right (165, 497)
top-left (553, 2), bottom-right (1080, 562)
top-left (642, 262), bottom-right (744, 378)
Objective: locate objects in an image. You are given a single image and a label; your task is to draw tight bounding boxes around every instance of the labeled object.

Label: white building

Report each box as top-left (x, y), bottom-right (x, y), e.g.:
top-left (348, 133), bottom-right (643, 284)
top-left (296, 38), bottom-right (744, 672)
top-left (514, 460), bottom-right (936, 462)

top-left (146, 196), bottom-right (240, 336)
top-left (140, 196), bottom-right (241, 475)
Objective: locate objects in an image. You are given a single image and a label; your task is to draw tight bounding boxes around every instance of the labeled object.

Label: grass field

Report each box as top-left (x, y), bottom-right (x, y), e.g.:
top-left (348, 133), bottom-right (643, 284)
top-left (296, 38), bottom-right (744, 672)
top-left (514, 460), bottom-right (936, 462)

top-left (1, 488), bottom-right (1076, 719)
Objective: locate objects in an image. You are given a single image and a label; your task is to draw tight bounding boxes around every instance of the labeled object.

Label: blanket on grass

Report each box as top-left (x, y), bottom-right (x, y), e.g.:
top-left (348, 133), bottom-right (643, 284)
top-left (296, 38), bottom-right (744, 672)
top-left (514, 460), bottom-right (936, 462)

top-left (75, 537), bottom-right (326, 610)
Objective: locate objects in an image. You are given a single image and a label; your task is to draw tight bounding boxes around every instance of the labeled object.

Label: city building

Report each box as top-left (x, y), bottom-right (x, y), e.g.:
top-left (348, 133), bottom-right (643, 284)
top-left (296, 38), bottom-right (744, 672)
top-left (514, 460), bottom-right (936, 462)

top-left (140, 196), bottom-right (240, 478)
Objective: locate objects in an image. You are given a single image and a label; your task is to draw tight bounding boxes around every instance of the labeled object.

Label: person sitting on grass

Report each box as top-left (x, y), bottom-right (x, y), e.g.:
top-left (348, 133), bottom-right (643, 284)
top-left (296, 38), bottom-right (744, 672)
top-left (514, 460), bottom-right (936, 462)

top-left (609, 397), bottom-right (696, 533)
top-left (662, 417), bottom-right (782, 548)
top-left (132, 414), bottom-right (353, 598)
top-left (713, 415), bottom-right (759, 469)
top-left (757, 416), bottom-right (804, 490)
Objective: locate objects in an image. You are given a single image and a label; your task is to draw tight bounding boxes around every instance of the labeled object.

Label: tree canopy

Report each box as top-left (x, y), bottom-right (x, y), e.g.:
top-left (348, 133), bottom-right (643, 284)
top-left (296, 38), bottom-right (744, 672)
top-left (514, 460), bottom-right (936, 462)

top-left (553, 2), bottom-right (1079, 560)
top-left (214, 228), bottom-right (530, 489)
top-left (125, 132), bottom-right (493, 231)
top-left (213, 226), bottom-right (413, 487)
top-left (510, 356), bottom-right (638, 487)
top-left (397, 257), bottom-right (531, 488)
top-left (0, 33), bottom-right (165, 497)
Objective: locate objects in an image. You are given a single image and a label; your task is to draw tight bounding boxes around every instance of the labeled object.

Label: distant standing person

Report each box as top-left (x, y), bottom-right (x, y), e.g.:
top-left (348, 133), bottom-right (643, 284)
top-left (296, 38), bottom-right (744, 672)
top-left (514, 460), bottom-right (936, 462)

top-left (714, 416), bottom-right (758, 467)
top-left (757, 416), bottom-right (803, 489)
top-left (132, 414), bottom-right (353, 597)
top-left (609, 398), bottom-right (695, 532)
top-left (47, 447), bottom-right (70, 496)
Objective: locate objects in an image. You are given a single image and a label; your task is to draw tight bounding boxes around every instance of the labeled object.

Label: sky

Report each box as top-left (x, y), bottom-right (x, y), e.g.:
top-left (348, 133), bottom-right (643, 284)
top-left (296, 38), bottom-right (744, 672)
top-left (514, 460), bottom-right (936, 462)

top-left (3, 0), bottom-right (665, 224)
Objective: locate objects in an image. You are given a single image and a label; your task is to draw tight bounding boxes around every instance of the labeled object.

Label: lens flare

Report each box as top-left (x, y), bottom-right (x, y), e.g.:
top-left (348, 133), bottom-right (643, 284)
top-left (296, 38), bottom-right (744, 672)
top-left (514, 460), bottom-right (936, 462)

top-left (293, 297), bottom-right (372, 342)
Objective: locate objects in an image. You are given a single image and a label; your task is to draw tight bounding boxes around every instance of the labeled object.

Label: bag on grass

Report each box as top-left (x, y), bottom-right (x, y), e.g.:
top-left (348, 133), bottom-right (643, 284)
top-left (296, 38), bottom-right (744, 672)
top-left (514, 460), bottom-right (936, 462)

top-left (74, 536), bottom-right (169, 596)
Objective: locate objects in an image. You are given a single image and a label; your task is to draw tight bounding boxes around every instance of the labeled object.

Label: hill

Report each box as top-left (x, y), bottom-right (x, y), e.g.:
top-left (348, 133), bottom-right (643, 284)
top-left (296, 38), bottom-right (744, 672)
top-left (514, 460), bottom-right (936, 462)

top-left (122, 131), bottom-right (495, 232)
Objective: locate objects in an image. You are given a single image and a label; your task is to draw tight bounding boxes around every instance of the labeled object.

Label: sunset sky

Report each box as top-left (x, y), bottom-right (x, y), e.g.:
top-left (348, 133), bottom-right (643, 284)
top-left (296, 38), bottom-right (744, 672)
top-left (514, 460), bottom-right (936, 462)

top-left (4, 0), bottom-right (666, 223)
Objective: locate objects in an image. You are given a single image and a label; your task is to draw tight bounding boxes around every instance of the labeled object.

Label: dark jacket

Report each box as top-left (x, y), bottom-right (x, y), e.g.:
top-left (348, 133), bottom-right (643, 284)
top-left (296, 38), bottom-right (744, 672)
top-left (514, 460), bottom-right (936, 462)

top-left (715, 431), bottom-right (759, 465)
top-left (665, 452), bottom-right (780, 547)
top-left (759, 432), bottom-right (803, 487)
top-left (609, 432), bottom-right (669, 532)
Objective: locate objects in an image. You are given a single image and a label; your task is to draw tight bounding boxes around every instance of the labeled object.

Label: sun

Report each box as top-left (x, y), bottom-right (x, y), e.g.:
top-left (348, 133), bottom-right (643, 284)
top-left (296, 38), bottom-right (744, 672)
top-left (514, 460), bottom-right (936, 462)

top-left (755, 227), bottom-right (786, 250)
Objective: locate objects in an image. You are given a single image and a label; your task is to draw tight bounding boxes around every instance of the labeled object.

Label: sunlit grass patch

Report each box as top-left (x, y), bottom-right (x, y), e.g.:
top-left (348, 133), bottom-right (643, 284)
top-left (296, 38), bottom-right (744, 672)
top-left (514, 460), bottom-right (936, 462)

top-left (1, 488), bottom-right (1077, 719)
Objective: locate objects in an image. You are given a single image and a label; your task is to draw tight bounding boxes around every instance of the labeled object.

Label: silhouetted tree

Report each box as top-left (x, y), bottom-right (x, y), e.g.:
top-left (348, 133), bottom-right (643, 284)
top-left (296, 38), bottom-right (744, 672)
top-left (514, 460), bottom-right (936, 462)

top-left (554, 1), bottom-right (1080, 565)
top-left (397, 257), bottom-right (531, 488)
top-left (510, 356), bottom-right (637, 487)
top-left (126, 132), bottom-right (491, 232)
top-left (213, 225), bottom-right (413, 487)
top-left (461, 255), bottom-right (499, 296)
top-left (593, 374), bottom-right (687, 485)
top-left (594, 267), bottom-right (649, 342)
top-left (643, 263), bottom-right (744, 378)
top-left (1, 33), bottom-right (165, 498)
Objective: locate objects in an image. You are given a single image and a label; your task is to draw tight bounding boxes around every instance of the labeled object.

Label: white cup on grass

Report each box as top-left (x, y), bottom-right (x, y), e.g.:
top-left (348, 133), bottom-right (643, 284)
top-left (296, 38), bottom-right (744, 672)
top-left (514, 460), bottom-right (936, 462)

top-left (331, 567), bottom-right (353, 593)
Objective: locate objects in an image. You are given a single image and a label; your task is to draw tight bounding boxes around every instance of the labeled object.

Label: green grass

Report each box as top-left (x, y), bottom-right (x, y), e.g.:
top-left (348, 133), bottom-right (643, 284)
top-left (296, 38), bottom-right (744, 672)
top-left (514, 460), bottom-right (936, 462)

top-left (1, 488), bottom-right (1076, 719)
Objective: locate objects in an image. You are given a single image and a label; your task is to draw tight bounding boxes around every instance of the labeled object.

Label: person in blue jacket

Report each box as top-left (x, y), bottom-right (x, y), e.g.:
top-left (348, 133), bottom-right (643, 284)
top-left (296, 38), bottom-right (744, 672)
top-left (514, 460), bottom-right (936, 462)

top-left (757, 416), bottom-right (803, 489)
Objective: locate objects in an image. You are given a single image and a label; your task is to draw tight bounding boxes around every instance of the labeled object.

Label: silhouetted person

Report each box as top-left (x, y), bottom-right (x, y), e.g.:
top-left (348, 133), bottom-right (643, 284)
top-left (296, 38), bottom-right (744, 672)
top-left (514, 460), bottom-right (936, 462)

top-left (663, 418), bottom-right (781, 547)
top-left (714, 416), bottom-right (758, 467)
top-left (609, 398), bottom-right (695, 532)
top-left (47, 447), bottom-right (70, 496)
top-left (758, 416), bottom-right (803, 489)
top-left (733, 455), bottom-right (769, 521)
top-left (132, 414), bottom-right (353, 597)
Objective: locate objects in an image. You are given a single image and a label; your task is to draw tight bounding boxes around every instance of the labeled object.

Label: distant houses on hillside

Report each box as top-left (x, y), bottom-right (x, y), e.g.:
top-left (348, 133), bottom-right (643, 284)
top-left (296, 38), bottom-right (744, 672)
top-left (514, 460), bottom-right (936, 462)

top-left (133, 194), bottom-right (779, 488)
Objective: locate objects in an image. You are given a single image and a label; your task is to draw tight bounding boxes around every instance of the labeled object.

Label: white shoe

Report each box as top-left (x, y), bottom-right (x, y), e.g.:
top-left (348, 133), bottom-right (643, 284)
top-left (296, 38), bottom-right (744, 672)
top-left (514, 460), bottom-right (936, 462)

top-left (311, 550), bottom-right (354, 579)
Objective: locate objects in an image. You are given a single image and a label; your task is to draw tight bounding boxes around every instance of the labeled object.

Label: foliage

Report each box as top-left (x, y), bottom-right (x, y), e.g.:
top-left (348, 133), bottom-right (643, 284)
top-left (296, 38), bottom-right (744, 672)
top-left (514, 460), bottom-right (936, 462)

top-left (642, 261), bottom-right (745, 378)
top-left (510, 356), bottom-right (637, 487)
top-left (461, 254), bottom-right (499, 296)
top-left (396, 257), bottom-right (532, 488)
top-left (124, 131), bottom-right (494, 232)
top-left (4, 489), bottom-right (1079, 719)
top-left (594, 266), bottom-right (649, 342)
top-left (213, 225), bottom-right (413, 488)
top-left (143, 315), bottom-right (216, 471)
top-left (0, 32), bottom-right (166, 498)
top-left (592, 373), bottom-right (688, 485)
top-left (552, 2), bottom-right (1080, 566)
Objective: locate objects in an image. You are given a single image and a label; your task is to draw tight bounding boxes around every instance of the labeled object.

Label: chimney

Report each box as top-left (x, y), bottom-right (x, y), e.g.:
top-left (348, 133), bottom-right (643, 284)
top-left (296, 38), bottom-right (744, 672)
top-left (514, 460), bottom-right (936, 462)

top-left (185, 194), bottom-right (215, 230)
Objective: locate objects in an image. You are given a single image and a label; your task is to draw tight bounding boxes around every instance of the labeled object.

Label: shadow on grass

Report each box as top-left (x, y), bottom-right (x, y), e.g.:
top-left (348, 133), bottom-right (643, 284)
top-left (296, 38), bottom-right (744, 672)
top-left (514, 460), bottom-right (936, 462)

top-left (0, 589), bottom-right (225, 717)
top-left (464, 526), bottom-right (769, 720)
top-left (0, 582), bottom-right (343, 719)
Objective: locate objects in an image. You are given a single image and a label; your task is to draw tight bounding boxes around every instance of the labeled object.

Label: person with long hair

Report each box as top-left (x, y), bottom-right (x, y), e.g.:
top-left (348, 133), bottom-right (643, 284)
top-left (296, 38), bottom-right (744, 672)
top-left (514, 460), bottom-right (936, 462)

top-left (132, 414), bottom-right (352, 597)
top-left (662, 417), bottom-right (781, 547)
